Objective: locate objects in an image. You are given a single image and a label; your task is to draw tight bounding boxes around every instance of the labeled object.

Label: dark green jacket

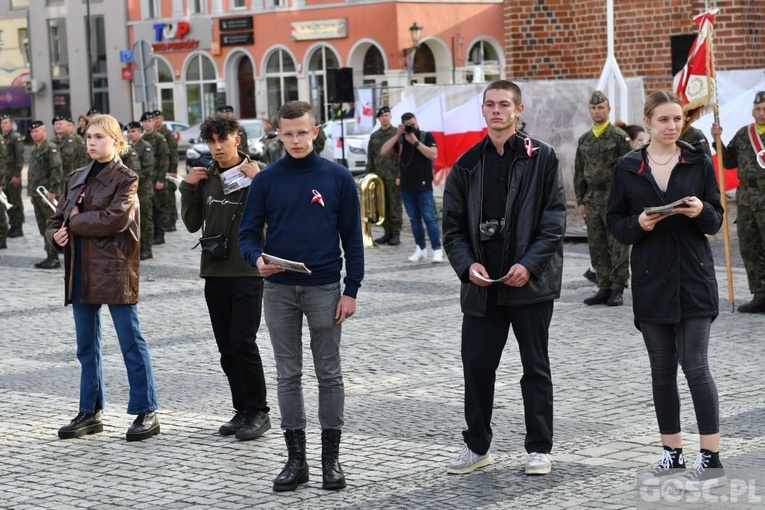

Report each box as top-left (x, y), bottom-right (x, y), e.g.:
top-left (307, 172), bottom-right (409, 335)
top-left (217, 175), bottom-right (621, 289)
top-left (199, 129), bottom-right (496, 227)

top-left (28, 139), bottom-right (63, 197)
top-left (574, 123), bottom-right (632, 206)
top-left (1, 130), bottom-right (25, 178)
top-left (142, 130), bottom-right (169, 184)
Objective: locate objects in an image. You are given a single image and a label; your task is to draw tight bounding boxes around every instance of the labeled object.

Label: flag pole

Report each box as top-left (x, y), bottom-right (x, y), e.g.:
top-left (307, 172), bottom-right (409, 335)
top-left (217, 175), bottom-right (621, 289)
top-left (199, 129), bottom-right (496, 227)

top-left (706, 1), bottom-right (735, 311)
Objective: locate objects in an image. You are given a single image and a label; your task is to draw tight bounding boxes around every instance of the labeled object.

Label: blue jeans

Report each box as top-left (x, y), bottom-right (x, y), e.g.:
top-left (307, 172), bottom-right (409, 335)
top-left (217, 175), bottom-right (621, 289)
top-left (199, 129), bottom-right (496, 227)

top-left (71, 256), bottom-right (158, 415)
top-left (401, 189), bottom-right (441, 250)
top-left (263, 281), bottom-right (344, 430)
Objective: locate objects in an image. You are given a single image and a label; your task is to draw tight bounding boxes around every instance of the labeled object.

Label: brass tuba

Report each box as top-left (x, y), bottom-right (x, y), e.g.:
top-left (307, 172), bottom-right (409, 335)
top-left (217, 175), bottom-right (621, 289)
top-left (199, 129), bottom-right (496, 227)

top-left (358, 173), bottom-right (386, 248)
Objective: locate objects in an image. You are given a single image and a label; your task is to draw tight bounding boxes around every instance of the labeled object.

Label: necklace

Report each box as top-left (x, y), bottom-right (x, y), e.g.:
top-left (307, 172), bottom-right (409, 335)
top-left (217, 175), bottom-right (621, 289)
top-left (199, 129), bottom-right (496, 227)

top-left (647, 147), bottom-right (678, 166)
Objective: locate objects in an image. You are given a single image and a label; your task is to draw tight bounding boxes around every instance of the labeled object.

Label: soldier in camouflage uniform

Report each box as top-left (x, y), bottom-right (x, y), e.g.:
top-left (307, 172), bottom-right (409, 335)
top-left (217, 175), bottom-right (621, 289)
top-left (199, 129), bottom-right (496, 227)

top-left (365, 106), bottom-right (402, 246)
top-left (27, 121), bottom-right (64, 269)
top-left (0, 136), bottom-right (7, 248)
top-left (1, 114), bottom-right (26, 237)
top-left (67, 117), bottom-right (90, 168)
top-left (154, 110), bottom-right (179, 232)
top-left (574, 91), bottom-right (632, 306)
top-left (53, 115), bottom-right (85, 175)
top-left (218, 106), bottom-right (248, 155)
top-left (141, 111), bottom-right (170, 246)
top-left (712, 91), bottom-right (765, 313)
top-left (680, 125), bottom-right (712, 158)
top-left (126, 121), bottom-right (156, 260)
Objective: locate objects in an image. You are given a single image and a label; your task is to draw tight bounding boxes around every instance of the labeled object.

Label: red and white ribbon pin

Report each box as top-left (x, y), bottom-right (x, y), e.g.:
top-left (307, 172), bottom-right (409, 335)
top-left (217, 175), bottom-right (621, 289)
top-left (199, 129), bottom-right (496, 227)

top-left (524, 137), bottom-right (538, 157)
top-left (311, 189), bottom-right (325, 207)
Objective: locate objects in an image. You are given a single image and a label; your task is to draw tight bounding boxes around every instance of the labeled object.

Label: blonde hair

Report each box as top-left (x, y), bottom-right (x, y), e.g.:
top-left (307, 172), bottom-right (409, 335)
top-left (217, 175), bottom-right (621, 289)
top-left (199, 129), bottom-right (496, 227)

top-left (86, 114), bottom-right (129, 155)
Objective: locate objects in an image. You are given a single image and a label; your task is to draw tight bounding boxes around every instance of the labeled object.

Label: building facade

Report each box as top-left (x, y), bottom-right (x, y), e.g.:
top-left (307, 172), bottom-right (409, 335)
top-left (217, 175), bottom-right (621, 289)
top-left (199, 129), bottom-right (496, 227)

top-left (126, 0), bottom-right (504, 124)
top-left (504, 0), bottom-right (765, 92)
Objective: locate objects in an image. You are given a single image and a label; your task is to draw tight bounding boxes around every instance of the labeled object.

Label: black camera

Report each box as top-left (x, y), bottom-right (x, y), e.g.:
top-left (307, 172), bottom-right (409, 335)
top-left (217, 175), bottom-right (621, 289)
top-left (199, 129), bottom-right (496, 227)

top-left (404, 124), bottom-right (415, 134)
top-left (479, 218), bottom-right (505, 241)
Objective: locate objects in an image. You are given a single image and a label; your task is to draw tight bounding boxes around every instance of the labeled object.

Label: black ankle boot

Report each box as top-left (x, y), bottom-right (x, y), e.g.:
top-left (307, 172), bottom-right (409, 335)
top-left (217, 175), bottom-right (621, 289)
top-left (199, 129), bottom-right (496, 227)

top-left (321, 429), bottom-right (346, 490)
top-left (273, 429), bottom-right (309, 492)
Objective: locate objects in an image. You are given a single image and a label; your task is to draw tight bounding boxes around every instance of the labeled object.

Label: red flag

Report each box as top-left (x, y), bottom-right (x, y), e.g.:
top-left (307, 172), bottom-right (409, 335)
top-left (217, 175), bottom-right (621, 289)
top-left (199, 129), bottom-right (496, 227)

top-left (673, 10), bottom-right (717, 123)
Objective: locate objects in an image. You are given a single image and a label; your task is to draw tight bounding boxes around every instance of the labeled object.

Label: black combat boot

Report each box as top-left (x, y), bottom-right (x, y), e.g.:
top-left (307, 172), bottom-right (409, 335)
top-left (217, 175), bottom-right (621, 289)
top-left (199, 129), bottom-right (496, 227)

top-left (583, 288), bottom-right (611, 306)
top-left (738, 296), bottom-right (765, 313)
top-left (8, 226), bottom-right (23, 238)
top-left (321, 429), bottom-right (346, 490)
top-left (153, 233), bottom-right (165, 245)
top-left (607, 289), bottom-right (624, 306)
top-left (374, 233), bottom-right (390, 245)
top-left (387, 235), bottom-right (401, 246)
top-left (273, 429), bottom-right (309, 492)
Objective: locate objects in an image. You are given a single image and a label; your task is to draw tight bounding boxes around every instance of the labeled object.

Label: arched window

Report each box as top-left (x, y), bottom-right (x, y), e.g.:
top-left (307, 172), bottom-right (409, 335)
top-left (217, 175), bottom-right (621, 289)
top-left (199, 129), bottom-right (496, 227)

top-left (466, 40), bottom-right (501, 83)
top-left (363, 46), bottom-right (384, 77)
top-left (308, 46), bottom-right (339, 123)
top-left (185, 53), bottom-right (217, 125)
top-left (265, 49), bottom-right (298, 122)
top-left (238, 57), bottom-right (256, 118)
top-left (156, 58), bottom-right (175, 120)
top-left (412, 44), bottom-right (436, 84)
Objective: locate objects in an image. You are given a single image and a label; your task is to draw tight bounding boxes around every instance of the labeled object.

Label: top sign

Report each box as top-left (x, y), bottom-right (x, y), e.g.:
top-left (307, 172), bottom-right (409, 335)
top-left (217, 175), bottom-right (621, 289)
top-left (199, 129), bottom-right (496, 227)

top-left (220, 16), bottom-right (253, 32)
top-left (290, 18), bottom-right (347, 41)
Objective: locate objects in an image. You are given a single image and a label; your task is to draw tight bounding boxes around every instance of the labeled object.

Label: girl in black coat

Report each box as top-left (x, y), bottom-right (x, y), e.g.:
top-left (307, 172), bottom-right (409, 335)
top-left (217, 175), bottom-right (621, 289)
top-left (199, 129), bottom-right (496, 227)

top-left (607, 91), bottom-right (725, 491)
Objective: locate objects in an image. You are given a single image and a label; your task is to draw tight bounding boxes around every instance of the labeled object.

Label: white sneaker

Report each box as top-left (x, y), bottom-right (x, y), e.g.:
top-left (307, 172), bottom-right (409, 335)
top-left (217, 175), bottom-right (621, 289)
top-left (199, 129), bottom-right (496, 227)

top-left (432, 249), bottom-right (443, 263)
top-left (447, 444), bottom-right (493, 474)
top-left (408, 246), bottom-right (425, 262)
top-left (526, 452), bottom-right (553, 475)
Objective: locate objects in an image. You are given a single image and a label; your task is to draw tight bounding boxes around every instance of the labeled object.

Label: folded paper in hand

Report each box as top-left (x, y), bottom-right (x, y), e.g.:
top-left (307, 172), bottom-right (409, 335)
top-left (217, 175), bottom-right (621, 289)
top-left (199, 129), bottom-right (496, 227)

top-left (472, 269), bottom-right (512, 283)
top-left (644, 197), bottom-right (693, 216)
top-left (262, 253), bottom-right (312, 274)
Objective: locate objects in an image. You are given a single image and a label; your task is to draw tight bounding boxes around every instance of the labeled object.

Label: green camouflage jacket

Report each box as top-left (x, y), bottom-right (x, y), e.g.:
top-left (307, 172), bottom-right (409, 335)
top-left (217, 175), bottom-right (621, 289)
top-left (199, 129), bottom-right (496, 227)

top-left (55, 133), bottom-right (86, 174)
top-left (1, 130), bottom-right (25, 178)
top-left (158, 124), bottom-right (179, 174)
top-left (28, 139), bottom-right (63, 197)
top-left (365, 126), bottom-right (399, 180)
top-left (127, 139), bottom-right (155, 195)
top-left (720, 124), bottom-right (765, 209)
top-left (0, 137), bottom-right (7, 184)
top-left (143, 130), bottom-right (169, 184)
top-left (575, 123), bottom-right (632, 206)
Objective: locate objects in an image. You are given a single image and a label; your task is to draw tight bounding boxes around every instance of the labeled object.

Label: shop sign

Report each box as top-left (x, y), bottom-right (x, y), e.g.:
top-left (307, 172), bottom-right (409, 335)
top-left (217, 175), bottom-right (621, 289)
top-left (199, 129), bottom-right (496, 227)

top-left (290, 18), bottom-right (347, 41)
top-left (220, 17), bottom-right (253, 32)
top-left (133, 19), bottom-right (212, 53)
top-left (221, 32), bottom-right (254, 46)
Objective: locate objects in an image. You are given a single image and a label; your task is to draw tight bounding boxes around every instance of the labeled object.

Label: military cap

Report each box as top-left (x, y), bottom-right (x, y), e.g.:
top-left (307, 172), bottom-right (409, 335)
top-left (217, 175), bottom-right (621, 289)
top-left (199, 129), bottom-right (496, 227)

top-left (28, 120), bottom-right (44, 132)
top-left (218, 105), bottom-right (235, 113)
top-left (153, 109), bottom-right (163, 117)
top-left (376, 106), bottom-right (391, 118)
top-left (140, 111), bottom-right (155, 122)
top-left (589, 91), bottom-right (609, 105)
top-left (755, 91), bottom-right (765, 104)
top-left (87, 108), bottom-right (101, 116)
top-left (125, 121), bottom-right (143, 130)
top-left (52, 114), bottom-right (70, 124)
top-left (0, 113), bottom-right (11, 120)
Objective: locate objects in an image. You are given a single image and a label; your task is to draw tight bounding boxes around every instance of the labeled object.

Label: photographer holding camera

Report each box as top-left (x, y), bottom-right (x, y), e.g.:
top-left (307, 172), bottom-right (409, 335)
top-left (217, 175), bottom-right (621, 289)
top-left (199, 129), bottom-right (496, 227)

top-left (179, 113), bottom-right (272, 442)
top-left (381, 112), bottom-right (442, 262)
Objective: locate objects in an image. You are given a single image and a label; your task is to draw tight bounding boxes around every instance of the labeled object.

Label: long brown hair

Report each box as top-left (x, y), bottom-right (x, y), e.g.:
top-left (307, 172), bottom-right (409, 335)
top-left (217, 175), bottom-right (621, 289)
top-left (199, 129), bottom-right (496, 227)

top-left (644, 90), bottom-right (683, 120)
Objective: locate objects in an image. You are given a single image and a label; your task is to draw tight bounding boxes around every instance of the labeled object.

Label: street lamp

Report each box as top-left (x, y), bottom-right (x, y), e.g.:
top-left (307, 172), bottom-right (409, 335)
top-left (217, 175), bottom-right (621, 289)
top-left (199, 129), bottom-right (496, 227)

top-left (405, 22), bottom-right (424, 84)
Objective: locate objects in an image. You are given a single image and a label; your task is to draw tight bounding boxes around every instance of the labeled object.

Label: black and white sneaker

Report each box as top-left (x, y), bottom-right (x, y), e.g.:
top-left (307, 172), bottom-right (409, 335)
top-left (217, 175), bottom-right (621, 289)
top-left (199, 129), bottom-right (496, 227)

top-left (678, 450), bottom-right (727, 491)
top-left (638, 447), bottom-right (685, 484)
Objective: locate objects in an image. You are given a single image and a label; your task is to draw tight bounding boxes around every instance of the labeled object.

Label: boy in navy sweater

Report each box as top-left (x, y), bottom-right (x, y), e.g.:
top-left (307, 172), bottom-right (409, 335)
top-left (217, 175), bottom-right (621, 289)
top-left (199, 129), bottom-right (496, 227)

top-left (239, 101), bottom-right (363, 492)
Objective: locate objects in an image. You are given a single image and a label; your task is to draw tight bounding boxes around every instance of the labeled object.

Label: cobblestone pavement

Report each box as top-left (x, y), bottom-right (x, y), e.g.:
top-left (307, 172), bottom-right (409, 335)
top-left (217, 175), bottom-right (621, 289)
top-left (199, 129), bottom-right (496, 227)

top-left (1, 189), bottom-right (763, 509)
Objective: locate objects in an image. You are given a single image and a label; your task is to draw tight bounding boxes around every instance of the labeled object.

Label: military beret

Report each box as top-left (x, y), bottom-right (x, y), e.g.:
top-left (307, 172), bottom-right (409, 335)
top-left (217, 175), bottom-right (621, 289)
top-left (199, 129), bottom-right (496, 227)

top-left (218, 105), bottom-right (235, 113)
top-left (153, 109), bottom-right (163, 117)
top-left (66, 116), bottom-right (73, 123)
top-left (590, 91), bottom-right (609, 105)
top-left (0, 113), bottom-right (11, 120)
top-left (754, 91), bottom-right (765, 105)
top-left (52, 115), bottom-right (67, 123)
top-left (376, 106), bottom-right (391, 118)
top-left (87, 108), bottom-right (100, 116)
top-left (125, 121), bottom-right (142, 130)
top-left (28, 120), bottom-right (44, 132)
top-left (140, 112), bottom-right (155, 122)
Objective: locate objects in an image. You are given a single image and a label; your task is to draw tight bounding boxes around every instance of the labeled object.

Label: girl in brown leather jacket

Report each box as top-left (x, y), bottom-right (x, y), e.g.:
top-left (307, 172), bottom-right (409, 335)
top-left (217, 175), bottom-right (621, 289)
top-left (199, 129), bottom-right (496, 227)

top-left (46, 114), bottom-right (160, 442)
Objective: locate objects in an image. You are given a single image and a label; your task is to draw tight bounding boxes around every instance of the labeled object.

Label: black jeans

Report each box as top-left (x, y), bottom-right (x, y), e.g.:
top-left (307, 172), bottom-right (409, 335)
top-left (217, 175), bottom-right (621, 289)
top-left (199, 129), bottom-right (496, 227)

top-left (461, 295), bottom-right (554, 455)
top-left (640, 318), bottom-right (719, 435)
top-left (204, 277), bottom-right (269, 414)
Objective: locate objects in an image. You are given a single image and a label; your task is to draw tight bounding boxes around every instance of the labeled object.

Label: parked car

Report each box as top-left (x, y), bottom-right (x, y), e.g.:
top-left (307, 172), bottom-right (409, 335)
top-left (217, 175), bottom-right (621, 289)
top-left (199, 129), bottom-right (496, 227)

top-left (186, 119), bottom-right (266, 171)
top-left (320, 119), bottom-right (370, 175)
top-left (177, 122), bottom-right (202, 155)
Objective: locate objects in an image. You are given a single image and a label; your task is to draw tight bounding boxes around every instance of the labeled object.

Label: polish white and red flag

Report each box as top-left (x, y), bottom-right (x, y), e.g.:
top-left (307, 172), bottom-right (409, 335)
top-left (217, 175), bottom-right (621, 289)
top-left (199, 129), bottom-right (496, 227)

top-left (444, 93), bottom-right (487, 166)
top-left (413, 94), bottom-right (447, 172)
